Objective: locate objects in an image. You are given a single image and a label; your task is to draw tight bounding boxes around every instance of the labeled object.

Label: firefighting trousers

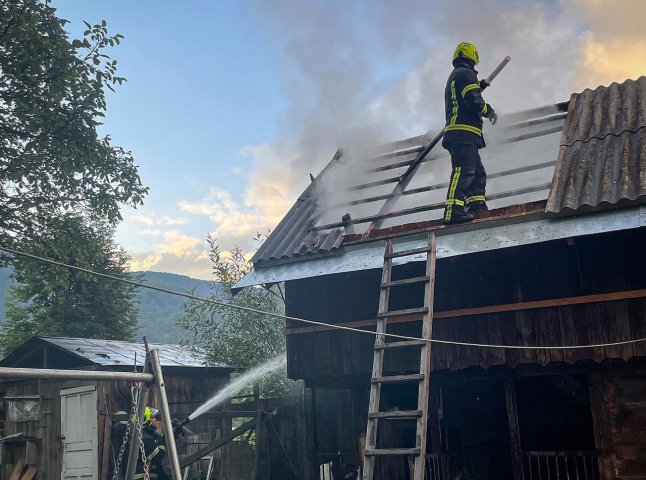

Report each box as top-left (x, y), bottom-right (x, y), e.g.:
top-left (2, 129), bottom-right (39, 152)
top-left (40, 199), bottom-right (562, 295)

top-left (444, 143), bottom-right (486, 221)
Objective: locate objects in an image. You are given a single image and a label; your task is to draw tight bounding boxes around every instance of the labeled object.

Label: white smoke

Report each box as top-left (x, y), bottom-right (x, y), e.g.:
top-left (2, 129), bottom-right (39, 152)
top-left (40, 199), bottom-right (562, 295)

top-left (239, 0), bottom-right (645, 233)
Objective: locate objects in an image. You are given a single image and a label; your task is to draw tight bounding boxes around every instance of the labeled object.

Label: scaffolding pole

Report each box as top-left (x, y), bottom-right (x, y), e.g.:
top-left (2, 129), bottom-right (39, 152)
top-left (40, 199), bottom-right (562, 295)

top-left (149, 348), bottom-right (182, 480)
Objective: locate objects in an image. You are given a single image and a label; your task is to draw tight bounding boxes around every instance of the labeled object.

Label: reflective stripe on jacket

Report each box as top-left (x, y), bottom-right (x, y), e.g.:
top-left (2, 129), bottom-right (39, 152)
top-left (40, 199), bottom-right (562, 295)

top-left (442, 62), bottom-right (494, 149)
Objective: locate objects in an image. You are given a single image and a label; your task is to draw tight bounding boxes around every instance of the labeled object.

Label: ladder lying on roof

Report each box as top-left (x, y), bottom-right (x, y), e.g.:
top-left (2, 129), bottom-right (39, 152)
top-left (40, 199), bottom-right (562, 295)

top-left (362, 232), bottom-right (436, 480)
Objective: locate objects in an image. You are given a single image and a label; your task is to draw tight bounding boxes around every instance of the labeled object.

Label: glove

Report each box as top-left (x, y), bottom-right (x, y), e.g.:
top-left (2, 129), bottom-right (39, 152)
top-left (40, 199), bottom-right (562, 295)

top-left (479, 78), bottom-right (490, 90)
top-left (489, 112), bottom-right (498, 125)
top-left (171, 418), bottom-right (183, 437)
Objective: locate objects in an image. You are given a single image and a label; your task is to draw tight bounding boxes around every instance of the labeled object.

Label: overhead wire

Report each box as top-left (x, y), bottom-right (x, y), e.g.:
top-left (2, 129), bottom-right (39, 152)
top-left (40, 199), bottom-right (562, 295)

top-left (1, 245), bottom-right (645, 351)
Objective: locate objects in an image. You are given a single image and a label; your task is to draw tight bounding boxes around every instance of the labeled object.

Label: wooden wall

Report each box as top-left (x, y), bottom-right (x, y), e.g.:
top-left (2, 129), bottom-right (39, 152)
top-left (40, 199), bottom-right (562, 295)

top-left (285, 228), bottom-right (646, 385)
top-left (0, 369), bottom-right (230, 480)
top-left (589, 363), bottom-right (646, 480)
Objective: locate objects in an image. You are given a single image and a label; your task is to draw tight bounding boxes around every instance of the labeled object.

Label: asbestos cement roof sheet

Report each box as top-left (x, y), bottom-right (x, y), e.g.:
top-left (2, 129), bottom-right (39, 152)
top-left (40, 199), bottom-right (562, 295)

top-left (547, 76), bottom-right (646, 213)
top-left (39, 337), bottom-right (231, 369)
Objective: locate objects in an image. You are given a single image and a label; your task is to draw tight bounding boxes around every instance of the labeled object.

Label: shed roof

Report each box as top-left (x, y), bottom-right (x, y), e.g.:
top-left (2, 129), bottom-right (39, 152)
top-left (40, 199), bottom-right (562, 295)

top-left (0, 336), bottom-right (232, 370)
top-left (253, 103), bottom-right (567, 266)
top-left (547, 76), bottom-right (646, 213)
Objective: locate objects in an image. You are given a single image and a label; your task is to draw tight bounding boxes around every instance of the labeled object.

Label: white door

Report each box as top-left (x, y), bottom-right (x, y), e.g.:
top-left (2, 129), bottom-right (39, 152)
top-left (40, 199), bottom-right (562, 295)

top-left (60, 385), bottom-right (98, 480)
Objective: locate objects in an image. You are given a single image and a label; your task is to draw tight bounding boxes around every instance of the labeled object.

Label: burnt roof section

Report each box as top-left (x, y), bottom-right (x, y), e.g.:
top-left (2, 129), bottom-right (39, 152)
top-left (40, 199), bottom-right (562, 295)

top-left (0, 336), bottom-right (233, 370)
top-left (547, 76), bottom-right (646, 213)
top-left (251, 135), bottom-right (430, 264)
top-left (253, 103), bottom-right (567, 267)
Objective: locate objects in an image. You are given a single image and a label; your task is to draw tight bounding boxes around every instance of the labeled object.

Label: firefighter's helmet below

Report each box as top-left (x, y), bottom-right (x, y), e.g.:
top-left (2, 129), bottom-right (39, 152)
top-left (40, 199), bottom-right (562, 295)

top-left (143, 406), bottom-right (160, 426)
top-left (453, 41), bottom-right (479, 65)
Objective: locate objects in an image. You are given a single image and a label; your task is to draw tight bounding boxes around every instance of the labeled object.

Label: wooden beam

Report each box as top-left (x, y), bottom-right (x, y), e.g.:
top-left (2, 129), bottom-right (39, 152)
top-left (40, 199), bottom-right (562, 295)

top-left (179, 418), bottom-right (257, 469)
top-left (504, 376), bottom-right (523, 480)
top-left (284, 288), bottom-right (646, 335)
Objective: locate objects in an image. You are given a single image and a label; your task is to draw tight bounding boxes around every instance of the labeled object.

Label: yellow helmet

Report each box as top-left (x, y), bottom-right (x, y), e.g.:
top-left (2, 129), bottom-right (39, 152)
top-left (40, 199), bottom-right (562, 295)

top-left (132, 406), bottom-right (160, 427)
top-left (453, 41), bottom-right (479, 65)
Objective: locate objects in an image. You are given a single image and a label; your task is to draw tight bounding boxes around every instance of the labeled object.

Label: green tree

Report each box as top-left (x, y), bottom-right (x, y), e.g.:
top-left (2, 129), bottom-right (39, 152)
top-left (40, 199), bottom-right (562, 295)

top-left (180, 234), bottom-right (289, 395)
top-left (0, 0), bottom-right (147, 244)
top-left (0, 215), bottom-right (139, 354)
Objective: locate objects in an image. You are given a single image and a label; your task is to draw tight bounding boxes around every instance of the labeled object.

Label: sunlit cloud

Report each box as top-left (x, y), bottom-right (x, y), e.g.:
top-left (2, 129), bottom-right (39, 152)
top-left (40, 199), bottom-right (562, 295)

top-left (131, 214), bottom-right (155, 226)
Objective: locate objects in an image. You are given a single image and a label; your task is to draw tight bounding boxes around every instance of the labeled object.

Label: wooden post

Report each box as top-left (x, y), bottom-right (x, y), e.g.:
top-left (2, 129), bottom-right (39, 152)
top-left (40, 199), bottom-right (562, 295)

top-left (503, 376), bottom-right (523, 480)
top-left (100, 415), bottom-right (113, 480)
top-left (253, 383), bottom-right (263, 480)
top-left (588, 372), bottom-right (615, 480)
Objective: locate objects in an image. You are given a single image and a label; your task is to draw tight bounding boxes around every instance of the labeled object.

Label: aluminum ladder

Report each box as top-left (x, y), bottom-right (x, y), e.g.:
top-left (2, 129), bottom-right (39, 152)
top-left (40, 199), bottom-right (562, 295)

top-left (362, 232), bottom-right (436, 480)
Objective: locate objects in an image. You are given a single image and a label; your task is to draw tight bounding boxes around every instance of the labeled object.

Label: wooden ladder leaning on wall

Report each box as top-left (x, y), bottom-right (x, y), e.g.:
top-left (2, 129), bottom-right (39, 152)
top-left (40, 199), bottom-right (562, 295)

top-left (362, 232), bottom-right (437, 480)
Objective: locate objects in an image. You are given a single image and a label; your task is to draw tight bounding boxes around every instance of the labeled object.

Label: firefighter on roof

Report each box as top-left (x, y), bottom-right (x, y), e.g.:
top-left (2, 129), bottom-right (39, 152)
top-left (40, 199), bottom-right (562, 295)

top-left (442, 41), bottom-right (498, 224)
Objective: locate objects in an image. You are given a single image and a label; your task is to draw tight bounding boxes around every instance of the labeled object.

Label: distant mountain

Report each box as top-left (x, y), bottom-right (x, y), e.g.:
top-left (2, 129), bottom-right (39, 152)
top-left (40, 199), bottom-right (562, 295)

top-left (132, 271), bottom-right (218, 344)
top-left (0, 268), bottom-right (220, 345)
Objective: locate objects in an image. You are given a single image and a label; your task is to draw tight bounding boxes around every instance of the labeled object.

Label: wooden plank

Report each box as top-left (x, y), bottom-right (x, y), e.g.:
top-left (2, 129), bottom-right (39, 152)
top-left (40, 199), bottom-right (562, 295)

top-left (285, 288), bottom-right (646, 335)
top-left (364, 240), bottom-right (395, 480)
top-left (385, 246), bottom-right (435, 259)
top-left (18, 467), bottom-right (37, 480)
top-left (9, 459), bottom-right (25, 480)
top-left (381, 276), bottom-right (429, 288)
top-left (365, 448), bottom-right (421, 456)
top-left (503, 377), bottom-right (523, 480)
top-left (368, 410), bottom-right (423, 419)
top-left (414, 232), bottom-right (435, 480)
top-left (378, 307), bottom-right (428, 318)
top-left (371, 374), bottom-right (424, 384)
top-left (374, 340), bottom-right (426, 349)
top-left (100, 415), bottom-right (113, 480)
top-left (179, 418), bottom-right (257, 468)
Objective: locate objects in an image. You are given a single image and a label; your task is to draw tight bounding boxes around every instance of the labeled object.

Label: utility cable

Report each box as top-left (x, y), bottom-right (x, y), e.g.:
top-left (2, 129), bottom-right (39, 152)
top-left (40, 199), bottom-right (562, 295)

top-left (1, 245), bottom-right (646, 351)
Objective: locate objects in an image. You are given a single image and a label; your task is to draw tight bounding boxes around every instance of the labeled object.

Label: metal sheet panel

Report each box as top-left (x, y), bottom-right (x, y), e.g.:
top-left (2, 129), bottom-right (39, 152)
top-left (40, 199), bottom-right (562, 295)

top-left (234, 205), bottom-right (645, 290)
top-left (41, 337), bottom-right (230, 369)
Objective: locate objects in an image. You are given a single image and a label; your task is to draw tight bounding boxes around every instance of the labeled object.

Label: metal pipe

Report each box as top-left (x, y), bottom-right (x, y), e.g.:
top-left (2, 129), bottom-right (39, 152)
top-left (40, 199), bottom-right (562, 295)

top-left (125, 350), bottom-right (151, 480)
top-left (149, 349), bottom-right (182, 480)
top-left (485, 55), bottom-right (511, 85)
top-left (0, 367), bottom-right (153, 382)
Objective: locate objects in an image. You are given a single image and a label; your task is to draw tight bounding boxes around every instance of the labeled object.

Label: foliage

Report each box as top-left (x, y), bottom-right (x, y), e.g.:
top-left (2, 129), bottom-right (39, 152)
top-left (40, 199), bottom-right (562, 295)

top-left (180, 234), bottom-right (290, 396)
top-left (0, 215), bottom-right (139, 354)
top-left (0, 0), bottom-right (148, 244)
top-left (134, 271), bottom-right (215, 344)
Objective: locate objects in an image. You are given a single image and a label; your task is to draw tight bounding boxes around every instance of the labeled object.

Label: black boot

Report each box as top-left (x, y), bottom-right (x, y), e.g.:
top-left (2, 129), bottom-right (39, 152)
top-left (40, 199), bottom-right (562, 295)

top-left (466, 201), bottom-right (488, 213)
top-left (443, 207), bottom-right (474, 225)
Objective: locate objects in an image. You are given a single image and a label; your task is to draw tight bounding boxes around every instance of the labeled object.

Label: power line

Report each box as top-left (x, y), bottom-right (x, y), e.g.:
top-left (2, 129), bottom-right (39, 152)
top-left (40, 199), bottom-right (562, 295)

top-left (1, 245), bottom-right (645, 351)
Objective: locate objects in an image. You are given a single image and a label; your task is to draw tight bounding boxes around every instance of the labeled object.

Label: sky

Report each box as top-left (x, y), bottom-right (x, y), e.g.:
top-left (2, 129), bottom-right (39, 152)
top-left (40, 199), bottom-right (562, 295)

top-left (54, 0), bottom-right (646, 279)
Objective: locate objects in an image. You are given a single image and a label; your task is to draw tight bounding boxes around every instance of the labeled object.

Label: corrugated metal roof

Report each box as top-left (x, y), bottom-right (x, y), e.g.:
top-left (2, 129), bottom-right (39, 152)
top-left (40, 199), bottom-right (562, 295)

top-left (40, 337), bottom-right (231, 369)
top-left (253, 103), bottom-right (567, 266)
top-left (547, 76), bottom-right (646, 213)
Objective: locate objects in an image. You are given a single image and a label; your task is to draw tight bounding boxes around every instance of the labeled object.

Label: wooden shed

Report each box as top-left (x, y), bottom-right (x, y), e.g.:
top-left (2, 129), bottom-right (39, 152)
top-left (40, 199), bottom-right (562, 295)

top-left (235, 77), bottom-right (646, 480)
top-left (0, 336), bottom-right (235, 480)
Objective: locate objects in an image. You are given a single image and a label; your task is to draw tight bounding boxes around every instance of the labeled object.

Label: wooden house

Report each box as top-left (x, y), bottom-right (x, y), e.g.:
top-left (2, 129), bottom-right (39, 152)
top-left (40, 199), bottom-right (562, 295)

top-left (234, 77), bottom-right (646, 480)
top-left (0, 336), bottom-right (234, 480)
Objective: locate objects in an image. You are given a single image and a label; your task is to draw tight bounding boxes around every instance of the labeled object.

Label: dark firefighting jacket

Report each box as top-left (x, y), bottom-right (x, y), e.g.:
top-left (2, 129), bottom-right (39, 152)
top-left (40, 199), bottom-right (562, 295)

top-left (442, 60), bottom-right (495, 149)
top-left (135, 427), bottom-right (168, 479)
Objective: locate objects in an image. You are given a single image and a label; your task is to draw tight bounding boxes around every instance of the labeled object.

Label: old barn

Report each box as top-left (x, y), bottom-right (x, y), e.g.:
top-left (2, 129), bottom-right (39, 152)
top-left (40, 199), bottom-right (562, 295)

top-left (235, 77), bottom-right (646, 479)
top-left (0, 336), bottom-right (236, 480)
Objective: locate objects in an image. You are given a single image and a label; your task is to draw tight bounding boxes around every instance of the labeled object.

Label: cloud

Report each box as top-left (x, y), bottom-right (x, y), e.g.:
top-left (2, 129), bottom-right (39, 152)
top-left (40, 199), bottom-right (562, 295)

top-left (131, 214), bottom-right (155, 226)
top-left (129, 252), bottom-right (163, 271)
top-left (160, 216), bottom-right (188, 226)
top-left (572, 0), bottom-right (646, 90)
top-left (126, 231), bottom-right (212, 279)
top-left (178, 166), bottom-right (292, 252)
top-left (126, 0), bottom-right (642, 280)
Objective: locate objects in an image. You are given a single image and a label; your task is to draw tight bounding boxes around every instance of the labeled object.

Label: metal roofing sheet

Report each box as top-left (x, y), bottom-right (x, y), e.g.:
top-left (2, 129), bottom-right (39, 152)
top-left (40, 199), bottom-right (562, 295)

top-left (253, 104), bottom-right (567, 266)
top-left (41, 337), bottom-right (230, 369)
top-left (547, 77), bottom-right (646, 213)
